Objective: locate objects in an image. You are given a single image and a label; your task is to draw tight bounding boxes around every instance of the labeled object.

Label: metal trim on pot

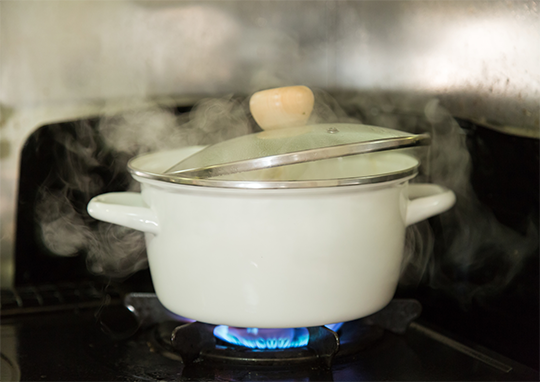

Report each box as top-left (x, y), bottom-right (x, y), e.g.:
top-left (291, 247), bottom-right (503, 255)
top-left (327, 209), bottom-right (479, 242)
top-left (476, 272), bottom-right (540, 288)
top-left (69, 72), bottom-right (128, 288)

top-left (128, 163), bottom-right (420, 189)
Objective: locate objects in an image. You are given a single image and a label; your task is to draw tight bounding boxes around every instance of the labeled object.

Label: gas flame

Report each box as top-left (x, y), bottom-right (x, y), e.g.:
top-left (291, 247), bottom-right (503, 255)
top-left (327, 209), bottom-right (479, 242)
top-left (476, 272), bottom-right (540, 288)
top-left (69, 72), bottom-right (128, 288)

top-left (214, 323), bottom-right (344, 350)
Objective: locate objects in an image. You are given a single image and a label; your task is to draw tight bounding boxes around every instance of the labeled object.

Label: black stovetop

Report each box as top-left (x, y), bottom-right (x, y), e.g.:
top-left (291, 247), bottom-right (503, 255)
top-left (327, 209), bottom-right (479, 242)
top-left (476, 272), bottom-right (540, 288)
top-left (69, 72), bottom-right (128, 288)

top-left (1, 293), bottom-right (538, 382)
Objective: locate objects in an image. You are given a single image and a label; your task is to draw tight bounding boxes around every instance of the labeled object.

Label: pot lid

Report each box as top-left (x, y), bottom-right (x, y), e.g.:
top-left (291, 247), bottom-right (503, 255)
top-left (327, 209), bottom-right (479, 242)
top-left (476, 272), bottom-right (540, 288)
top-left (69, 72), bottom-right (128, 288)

top-left (129, 87), bottom-right (427, 189)
top-left (164, 123), bottom-right (430, 179)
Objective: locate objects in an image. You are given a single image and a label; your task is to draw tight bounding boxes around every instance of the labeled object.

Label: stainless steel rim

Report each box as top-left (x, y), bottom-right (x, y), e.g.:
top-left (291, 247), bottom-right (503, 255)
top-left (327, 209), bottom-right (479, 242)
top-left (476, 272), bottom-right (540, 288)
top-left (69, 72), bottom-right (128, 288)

top-left (166, 133), bottom-right (430, 179)
top-left (128, 164), bottom-right (419, 189)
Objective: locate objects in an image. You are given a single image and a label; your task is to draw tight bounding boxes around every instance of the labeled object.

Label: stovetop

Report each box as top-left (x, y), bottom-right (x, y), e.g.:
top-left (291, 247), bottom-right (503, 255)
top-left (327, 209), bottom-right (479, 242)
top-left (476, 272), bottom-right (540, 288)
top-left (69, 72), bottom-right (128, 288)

top-left (1, 293), bottom-right (537, 382)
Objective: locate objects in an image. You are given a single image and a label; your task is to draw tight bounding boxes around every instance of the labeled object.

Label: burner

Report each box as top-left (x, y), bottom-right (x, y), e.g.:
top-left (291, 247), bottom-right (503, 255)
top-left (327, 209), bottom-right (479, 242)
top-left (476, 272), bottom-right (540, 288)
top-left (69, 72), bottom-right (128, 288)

top-left (121, 294), bottom-right (422, 368)
top-left (148, 319), bottom-right (387, 369)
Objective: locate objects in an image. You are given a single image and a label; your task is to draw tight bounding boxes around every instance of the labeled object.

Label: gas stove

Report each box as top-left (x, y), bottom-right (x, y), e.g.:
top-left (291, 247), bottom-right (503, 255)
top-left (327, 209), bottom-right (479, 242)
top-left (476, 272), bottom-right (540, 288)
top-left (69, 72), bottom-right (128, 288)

top-left (2, 291), bottom-right (537, 381)
top-left (1, 95), bottom-right (538, 381)
top-left (1, 2), bottom-right (539, 381)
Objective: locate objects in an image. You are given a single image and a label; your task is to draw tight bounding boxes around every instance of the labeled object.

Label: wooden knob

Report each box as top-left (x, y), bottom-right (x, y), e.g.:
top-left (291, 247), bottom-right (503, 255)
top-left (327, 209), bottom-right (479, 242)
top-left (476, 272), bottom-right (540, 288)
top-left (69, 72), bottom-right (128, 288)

top-left (249, 86), bottom-right (314, 131)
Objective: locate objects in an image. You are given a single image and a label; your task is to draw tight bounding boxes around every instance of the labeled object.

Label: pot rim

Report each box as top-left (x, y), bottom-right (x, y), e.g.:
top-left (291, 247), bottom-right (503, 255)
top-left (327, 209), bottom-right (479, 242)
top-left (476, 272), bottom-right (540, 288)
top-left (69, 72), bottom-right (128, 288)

top-left (129, 164), bottom-right (419, 190)
top-left (128, 145), bottom-right (420, 189)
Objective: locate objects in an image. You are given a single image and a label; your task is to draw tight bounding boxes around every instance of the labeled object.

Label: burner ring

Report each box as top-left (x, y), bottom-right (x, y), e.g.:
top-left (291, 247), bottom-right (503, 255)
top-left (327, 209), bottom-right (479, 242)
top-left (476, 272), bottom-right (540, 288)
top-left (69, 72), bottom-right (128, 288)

top-left (148, 320), bottom-right (384, 367)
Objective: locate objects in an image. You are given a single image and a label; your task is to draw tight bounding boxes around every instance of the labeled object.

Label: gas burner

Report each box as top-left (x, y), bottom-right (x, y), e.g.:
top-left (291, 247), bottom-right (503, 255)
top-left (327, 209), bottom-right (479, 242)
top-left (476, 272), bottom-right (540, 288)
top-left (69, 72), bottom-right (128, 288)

top-left (122, 293), bottom-right (422, 369)
top-left (80, 292), bottom-right (537, 381)
top-left (149, 319), bottom-right (384, 369)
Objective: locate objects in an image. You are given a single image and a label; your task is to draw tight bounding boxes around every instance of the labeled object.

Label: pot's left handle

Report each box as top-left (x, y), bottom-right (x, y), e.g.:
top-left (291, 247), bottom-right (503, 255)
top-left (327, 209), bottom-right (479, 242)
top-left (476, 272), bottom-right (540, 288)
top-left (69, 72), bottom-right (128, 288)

top-left (87, 192), bottom-right (159, 235)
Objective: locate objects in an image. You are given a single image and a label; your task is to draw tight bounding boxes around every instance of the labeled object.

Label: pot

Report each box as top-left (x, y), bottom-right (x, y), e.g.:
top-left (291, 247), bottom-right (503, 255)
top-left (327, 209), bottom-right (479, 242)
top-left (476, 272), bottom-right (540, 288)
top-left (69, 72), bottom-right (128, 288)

top-left (88, 145), bottom-right (455, 328)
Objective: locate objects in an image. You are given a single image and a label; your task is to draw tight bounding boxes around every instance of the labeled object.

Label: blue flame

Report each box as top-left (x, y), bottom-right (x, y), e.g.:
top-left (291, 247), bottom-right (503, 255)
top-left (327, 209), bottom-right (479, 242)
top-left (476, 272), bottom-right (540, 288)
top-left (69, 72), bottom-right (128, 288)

top-left (325, 322), bottom-right (344, 332)
top-left (214, 326), bottom-right (309, 349)
top-left (213, 323), bottom-right (344, 350)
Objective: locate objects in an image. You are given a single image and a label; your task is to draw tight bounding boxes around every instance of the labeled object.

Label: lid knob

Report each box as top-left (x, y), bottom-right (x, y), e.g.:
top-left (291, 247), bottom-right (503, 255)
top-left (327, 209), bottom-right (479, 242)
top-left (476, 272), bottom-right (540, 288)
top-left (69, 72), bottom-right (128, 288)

top-left (250, 86), bottom-right (314, 131)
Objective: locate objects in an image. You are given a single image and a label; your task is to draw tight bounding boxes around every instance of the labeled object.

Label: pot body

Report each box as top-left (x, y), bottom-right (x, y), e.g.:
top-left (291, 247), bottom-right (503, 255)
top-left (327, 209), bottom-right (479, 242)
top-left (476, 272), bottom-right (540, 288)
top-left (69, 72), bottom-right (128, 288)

top-left (88, 171), bottom-right (455, 328)
top-left (152, 180), bottom-right (408, 328)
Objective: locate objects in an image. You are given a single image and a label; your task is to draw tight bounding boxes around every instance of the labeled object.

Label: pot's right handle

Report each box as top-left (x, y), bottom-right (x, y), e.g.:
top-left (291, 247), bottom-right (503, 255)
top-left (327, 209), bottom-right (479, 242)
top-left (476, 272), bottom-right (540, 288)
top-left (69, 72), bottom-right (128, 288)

top-left (87, 192), bottom-right (159, 235)
top-left (406, 184), bottom-right (456, 226)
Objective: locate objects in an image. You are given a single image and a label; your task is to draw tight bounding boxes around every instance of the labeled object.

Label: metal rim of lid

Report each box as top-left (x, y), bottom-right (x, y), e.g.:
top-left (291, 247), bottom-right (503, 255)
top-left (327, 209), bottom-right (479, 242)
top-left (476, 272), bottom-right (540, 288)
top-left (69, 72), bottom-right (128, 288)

top-left (128, 163), bottom-right (420, 189)
top-left (166, 133), bottom-right (430, 179)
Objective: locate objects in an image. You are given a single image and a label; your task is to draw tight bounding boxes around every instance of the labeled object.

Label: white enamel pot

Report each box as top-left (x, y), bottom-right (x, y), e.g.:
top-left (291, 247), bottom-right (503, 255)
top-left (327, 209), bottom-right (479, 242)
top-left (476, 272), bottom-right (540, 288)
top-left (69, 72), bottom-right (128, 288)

top-left (88, 146), bottom-right (455, 328)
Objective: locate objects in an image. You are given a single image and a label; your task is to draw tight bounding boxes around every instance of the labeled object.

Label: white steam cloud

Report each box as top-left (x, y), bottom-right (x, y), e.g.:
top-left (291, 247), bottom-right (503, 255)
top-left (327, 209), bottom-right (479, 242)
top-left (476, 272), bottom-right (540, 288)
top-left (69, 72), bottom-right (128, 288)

top-left (36, 96), bottom-right (251, 278)
top-left (333, 93), bottom-right (537, 304)
top-left (35, 91), bottom-right (537, 306)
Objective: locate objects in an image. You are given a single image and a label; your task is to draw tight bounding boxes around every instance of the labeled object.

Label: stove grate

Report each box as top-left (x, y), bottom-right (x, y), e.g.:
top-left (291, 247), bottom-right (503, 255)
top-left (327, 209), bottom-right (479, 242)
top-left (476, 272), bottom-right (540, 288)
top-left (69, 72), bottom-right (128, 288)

top-left (123, 293), bottom-right (422, 368)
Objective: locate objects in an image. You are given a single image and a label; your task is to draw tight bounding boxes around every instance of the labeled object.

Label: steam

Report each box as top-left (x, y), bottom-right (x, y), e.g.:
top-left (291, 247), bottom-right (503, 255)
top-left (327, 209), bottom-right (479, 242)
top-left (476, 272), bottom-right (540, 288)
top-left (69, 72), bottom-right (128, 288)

top-left (37, 190), bottom-right (91, 257)
top-left (36, 96), bottom-right (251, 278)
top-left (422, 100), bottom-right (537, 303)
top-left (35, 91), bottom-right (537, 305)
top-left (335, 94), bottom-right (538, 304)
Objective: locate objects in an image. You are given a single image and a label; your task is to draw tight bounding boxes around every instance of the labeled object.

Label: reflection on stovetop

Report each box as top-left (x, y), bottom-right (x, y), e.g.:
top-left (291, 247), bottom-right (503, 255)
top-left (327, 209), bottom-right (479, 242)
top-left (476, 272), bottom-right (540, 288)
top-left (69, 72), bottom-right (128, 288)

top-left (2, 294), bottom-right (537, 381)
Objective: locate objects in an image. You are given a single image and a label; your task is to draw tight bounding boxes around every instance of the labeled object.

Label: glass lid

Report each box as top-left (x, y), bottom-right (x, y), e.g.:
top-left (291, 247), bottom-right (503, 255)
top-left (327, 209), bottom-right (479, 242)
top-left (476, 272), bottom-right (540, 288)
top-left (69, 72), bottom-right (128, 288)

top-left (164, 123), bottom-right (430, 179)
top-left (131, 86), bottom-right (430, 188)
